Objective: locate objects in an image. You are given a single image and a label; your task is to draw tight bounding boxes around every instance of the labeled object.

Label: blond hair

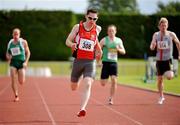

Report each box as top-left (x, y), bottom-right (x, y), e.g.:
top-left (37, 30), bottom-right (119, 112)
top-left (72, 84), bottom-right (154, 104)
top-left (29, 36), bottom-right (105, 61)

top-left (158, 17), bottom-right (168, 26)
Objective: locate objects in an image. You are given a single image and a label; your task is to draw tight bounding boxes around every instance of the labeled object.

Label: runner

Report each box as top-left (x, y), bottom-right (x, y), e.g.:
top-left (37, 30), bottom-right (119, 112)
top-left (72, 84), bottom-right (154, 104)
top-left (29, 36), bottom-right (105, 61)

top-left (172, 41), bottom-right (179, 77)
top-left (65, 9), bottom-right (102, 117)
top-left (150, 17), bottom-right (180, 104)
top-left (100, 24), bottom-right (126, 105)
top-left (6, 28), bottom-right (31, 102)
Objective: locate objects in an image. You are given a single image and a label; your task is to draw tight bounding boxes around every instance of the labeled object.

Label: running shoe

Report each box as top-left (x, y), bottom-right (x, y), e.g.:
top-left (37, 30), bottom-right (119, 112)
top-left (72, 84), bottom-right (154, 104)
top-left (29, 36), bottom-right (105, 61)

top-left (108, 98), bottom-right (113, 105)
top-left (158, 97), bottom-right (165, 104)
top-left (77, 110), bottom-right (86, 117)
top-left (14, 96), bottom-right (19, 102)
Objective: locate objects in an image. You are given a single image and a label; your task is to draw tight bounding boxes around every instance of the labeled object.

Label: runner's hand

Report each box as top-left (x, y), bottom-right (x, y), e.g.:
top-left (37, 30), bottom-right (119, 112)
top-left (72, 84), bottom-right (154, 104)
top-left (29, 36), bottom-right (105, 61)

top-left (71, 43), bottom-right (77, 51)
top-left (23, 62), bottom-right (28, 69)
top-left (95, 51), bottom-right (102, 61)
top-left (6, 54), bottom-right (12, 64)
top-left (96, 60), bottom-right (102, 67)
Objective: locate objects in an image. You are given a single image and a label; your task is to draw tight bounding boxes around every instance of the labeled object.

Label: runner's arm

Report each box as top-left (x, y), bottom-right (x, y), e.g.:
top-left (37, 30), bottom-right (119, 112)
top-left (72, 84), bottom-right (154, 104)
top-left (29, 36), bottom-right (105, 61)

top-left (150, 33), bottom-right (157, 51)
top-left (23, 39), bottom-right (31, 67)
top-left (95, 26), bottom-right (102, 61)
top-left (171, 32), bottom-right (180, 60)
top-left (6, 52), bottom-right (12, 63)
top-left (116, 43), bottom-right (126, 55)
top-left (6, 42), bottom-right (12, 63)
top-left (116, 39), bottom-right (126, 55)
top-left (99, 38), bottom-right (105, 48)
top-left (66, 24), bottom-right (79, 50)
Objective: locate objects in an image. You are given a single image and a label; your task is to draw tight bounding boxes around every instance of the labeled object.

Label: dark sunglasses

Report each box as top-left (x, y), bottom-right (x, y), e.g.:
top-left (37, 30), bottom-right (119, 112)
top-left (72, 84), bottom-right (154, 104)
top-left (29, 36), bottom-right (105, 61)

top-left (88, 17), bottom-right (98, 21)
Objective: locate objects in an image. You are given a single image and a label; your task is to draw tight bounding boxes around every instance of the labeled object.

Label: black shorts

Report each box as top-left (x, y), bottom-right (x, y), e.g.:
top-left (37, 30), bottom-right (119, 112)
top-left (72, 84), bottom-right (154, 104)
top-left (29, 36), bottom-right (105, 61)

top-left (156, 59), bottom-right (173, 76)
top-left (101, 61), bottom-right (118, 79)
top-left (10, 59), bottom-right (24, 70)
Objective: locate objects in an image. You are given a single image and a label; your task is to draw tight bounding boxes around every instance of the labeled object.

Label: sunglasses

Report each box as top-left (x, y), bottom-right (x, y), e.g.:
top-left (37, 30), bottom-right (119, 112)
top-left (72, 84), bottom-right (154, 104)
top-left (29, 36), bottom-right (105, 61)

top-left (88, 17), bottom-right (98, 21)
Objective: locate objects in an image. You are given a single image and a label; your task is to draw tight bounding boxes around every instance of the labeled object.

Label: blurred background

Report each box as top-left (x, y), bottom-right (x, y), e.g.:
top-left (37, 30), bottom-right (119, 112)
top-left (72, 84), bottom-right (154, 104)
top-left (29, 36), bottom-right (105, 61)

top-left (0, 0), bottom-right (180, 94)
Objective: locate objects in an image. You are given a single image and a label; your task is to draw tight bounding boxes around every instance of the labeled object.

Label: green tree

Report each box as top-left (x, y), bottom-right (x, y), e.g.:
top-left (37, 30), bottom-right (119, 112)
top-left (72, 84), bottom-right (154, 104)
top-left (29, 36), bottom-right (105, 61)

top-left (156, 1), bottom-right (180, 14)
top-left (88, 0), bottom-right (139, 14)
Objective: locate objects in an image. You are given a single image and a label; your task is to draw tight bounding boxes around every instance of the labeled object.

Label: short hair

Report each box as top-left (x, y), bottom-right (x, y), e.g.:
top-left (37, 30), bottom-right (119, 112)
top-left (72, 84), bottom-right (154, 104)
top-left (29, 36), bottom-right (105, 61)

top-left (13, 28), bottom-right (21, 34)
top-left (86, 8), bottom-right (98, 15)
top-left (108, 24), bottom-right (117, 31)
top-left (158, 17), bottom-right (168, 26)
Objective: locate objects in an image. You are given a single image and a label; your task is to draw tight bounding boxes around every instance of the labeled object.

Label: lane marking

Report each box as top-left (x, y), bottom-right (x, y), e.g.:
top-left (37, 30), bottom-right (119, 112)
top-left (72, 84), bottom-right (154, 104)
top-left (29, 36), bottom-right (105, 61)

top-left (0, 83), bottom-right (10, 96)
top-left (91, 98), bottom-right (143, 125)
top-left (34, 81), bottom-right (57, 125)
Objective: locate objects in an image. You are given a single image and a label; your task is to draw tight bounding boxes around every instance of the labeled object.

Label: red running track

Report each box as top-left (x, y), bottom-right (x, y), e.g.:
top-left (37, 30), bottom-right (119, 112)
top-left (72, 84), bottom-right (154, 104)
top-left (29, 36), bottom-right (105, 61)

top-left (0, 76), bottom-right (180, 125)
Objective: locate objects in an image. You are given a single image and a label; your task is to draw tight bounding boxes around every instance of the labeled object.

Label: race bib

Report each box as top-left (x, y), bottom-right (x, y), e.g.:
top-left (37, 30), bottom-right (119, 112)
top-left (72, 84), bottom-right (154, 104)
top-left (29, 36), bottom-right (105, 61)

top-left (79, 38), bottom-right (95, 51)
top-left (11, 47), bottom-right (21, 56)
top-left (107, 49), bottom-right (117, 61)
top-left (157, 40), bottom-right (169, 50)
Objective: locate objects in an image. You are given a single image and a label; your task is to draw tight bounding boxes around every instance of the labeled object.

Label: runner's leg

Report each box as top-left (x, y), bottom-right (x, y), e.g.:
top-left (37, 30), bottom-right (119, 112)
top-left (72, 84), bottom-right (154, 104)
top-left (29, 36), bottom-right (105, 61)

top-left (157, 76), bottom-right (164, 98)
top-left (80, 77), bottom-right (93, 110)
top-left (100, 79), bottom-right (108, 86)
top-left (109, 75), bottom-right (117, 104)
top-left (10, 67), bottom-right (18, 99)
top-left (164, 70), bottom-right (174, 80)
top-left (18, 68), bottom-right (25, 85)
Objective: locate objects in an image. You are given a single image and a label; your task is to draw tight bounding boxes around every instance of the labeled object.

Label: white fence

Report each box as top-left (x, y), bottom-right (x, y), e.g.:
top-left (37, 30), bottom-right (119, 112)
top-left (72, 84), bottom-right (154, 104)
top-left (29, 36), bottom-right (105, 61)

top-left (8, 67), bottom-right (52, 77)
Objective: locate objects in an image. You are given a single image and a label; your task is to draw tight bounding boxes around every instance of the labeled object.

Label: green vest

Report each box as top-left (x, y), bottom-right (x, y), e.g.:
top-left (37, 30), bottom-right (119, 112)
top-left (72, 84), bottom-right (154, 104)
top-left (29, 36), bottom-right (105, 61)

top-left (102, 36), bottom-right (123, 62)
top-left (7, 38), bottom-right (25, 61)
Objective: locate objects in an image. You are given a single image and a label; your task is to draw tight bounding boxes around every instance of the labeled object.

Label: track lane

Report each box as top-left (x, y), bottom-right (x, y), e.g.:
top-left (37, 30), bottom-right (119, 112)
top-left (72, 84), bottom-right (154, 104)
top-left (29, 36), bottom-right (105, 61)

top-left (0, 76), bottom-right (180, 125)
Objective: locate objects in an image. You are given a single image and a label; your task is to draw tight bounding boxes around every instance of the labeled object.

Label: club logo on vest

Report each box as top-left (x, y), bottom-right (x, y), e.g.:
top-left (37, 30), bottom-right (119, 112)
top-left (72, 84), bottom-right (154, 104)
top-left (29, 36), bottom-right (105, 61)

top-left (91, 35), bottom-right (95, 40)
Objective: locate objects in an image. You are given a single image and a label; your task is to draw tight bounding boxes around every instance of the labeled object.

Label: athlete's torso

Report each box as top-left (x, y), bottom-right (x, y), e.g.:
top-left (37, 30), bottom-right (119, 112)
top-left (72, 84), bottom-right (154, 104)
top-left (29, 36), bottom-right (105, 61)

top-left (155, 31), bottom-right (173, 61)
top-left (102, 36), bottom-right (122, 62)
top-left (7, 38), bottom-right (25, 61)
top-left (74, 21), bottom-right (97, 60)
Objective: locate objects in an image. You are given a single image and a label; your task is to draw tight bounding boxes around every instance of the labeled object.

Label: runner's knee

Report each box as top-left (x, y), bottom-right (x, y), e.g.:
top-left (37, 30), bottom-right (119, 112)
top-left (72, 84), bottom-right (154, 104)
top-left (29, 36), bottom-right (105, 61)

top-left (71, 83), bottom-right (78, 91)
top-left (84, 77), bottom-right (93, 88)
top-left (164, 71), bottom-right (174, 80)
top-left (100, 79), bottom-right (107, 86)
top-left (18, 79), bottom-right (25, 85)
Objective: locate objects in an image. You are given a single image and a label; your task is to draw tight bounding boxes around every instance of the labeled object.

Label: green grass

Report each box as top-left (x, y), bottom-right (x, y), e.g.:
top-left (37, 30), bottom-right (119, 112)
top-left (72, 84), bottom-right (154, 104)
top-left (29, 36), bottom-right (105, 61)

top-left (0, 62), bottom-right (9, 75)
top-left (1, 59), bottom-right (180, 95)
top-left (118, 75), bottom-right (180, 95)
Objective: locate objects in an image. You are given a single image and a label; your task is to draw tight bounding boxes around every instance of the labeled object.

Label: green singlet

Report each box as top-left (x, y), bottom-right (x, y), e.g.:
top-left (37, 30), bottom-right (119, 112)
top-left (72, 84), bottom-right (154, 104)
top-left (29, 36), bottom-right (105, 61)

top-left (102, 36), bottom-right (123, 62)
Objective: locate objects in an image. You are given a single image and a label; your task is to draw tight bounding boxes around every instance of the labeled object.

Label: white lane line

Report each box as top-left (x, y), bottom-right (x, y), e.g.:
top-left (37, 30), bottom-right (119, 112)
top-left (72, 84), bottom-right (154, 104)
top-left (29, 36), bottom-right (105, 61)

top-left (34, 81), bottom-right (57, 125)
top-left (91, 98), bottom-right (143, 125)
top-left (0, 83), bottom-right (10, 96)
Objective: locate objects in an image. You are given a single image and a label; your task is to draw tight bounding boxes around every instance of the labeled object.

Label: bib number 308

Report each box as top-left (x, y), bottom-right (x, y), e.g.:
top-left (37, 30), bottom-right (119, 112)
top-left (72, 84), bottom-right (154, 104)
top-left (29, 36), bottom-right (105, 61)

top-left (79, 38), bottom-right (95, 51)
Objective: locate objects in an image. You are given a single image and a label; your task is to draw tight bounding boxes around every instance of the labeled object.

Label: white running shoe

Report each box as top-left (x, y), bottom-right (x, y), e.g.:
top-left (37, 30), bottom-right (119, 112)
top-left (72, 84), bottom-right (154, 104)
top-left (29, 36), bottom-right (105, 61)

top-left (108, 98), bottom-right (114, 105)
top-left (158, 97), bottom-right (165, 104)
top-left (14, 96), bottom-right (19, 102)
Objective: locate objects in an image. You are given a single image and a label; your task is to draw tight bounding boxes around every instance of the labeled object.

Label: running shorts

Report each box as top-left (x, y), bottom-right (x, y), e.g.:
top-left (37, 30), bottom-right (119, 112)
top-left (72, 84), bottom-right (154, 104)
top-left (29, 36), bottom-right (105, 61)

top-left (71, 59), bottom-right (96, 82)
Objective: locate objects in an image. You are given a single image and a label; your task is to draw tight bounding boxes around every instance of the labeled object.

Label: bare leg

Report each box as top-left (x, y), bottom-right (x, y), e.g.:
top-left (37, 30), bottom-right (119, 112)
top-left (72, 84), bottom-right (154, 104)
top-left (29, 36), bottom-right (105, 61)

top-left (157, 76), bottom-right (163, 98)
top-left (110, 76), bottom-right (117, 98)
top-left (18, 68), bottom-right (25, 85)
top-left (164, 71), bottom-right (174, 80)
top-left (71, 80), bottom-right (81, 91)
top-left (157, 76), bottom-right (166, 104)
top-left (109, 75), bottom-right (117, 104)
top-left (100, 79), bottom-right (108, 86)
top-left (10, 67), bottom-right (19, 100)
top-left (80, 77), bottom-right (93, 110)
